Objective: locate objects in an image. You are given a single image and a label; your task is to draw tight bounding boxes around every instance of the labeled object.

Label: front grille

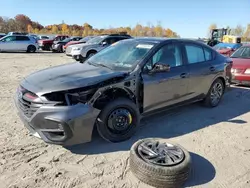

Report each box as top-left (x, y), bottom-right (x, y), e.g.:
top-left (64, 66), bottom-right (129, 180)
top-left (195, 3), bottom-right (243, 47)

top-left (18, 97), bottom-right (42, 118)
top-left (16, 87), bottom-right (43, 118)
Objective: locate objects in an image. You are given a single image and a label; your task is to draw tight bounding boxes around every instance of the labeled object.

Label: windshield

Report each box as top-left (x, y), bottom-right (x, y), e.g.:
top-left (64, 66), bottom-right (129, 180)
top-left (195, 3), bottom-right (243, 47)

top-left (80, 36), bottom-right (94, 42)
top-left (86, 36), bottom-right (106, 44)
top-left (86, 39), bottom-right (155, 71)
top-left (231, 46), bottom-right (250, 59)
top-left (62, 38), bottom-right (71, 42)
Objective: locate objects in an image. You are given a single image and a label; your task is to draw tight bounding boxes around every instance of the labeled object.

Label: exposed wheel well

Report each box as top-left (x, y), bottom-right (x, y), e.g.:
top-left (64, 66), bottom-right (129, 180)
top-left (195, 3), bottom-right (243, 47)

top-left (217, 77), bottom-right (226, 92)
top-left (93, 88), bottom-right (136, 110)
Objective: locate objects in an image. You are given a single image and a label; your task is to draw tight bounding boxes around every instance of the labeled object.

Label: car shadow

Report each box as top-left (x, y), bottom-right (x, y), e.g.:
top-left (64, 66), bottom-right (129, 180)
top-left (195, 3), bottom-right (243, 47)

top-left (67, 86), bottom-right (250, 155)
top-left (184, 152), bottom-right (216, 187)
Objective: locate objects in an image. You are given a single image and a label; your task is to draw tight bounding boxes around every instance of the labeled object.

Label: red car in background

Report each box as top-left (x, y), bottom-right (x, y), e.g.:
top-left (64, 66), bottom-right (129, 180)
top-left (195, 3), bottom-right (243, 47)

top-left (63, 36), bottom-right (95, 52)
top-left (38, 35), bottom-right (69, 51)
top-left (213, 43), bottom-right (242, 57)
top-left (231, 44), bottom-right (250, 85)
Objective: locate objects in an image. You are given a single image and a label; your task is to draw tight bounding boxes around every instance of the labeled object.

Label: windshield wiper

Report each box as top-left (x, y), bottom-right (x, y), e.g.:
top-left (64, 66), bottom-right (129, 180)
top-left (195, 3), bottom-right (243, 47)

top-left (97, 63), bottom-right (113, 70)
top-left (87, 61), bottom-right (112, 70)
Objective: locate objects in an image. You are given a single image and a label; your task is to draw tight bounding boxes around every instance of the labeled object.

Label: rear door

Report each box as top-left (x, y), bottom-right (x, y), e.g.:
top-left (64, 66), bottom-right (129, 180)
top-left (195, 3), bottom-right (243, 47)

top-left (142, 41), bottom-right (190, 113)
top-left (183, 42), bottom-right (215, 98)
top-left (16, 36), bottom-right (30, 50)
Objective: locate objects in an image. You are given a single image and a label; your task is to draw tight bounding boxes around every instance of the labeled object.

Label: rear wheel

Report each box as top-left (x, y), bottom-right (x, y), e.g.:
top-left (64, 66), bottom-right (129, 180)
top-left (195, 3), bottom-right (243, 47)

top-left (27, 45), bottom-right (36, 53)
top-left (96, 98), bottom-right (140, 143)
top-left (203, 79), bottom-right (224, 107)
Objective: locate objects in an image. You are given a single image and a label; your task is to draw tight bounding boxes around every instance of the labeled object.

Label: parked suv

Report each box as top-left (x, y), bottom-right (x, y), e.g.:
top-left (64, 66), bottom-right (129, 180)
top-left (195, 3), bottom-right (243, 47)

top-left (63, 36), bottom-right (95, 52)
top-left (14, 38), bottom-right (232, 146)
top-left (38, 35), bottom-right (69, 51)
top-left (0, 35), bottom-right (38, 52)
top-left (66, 34), bottom-right (132, 62)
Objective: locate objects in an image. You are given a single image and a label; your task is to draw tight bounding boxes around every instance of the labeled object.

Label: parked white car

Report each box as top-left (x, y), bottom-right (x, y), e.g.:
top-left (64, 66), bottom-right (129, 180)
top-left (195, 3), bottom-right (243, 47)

top-left (65, 34), bottom-right (132, 62)
top-left (0, 35), bottom-right (38, 52)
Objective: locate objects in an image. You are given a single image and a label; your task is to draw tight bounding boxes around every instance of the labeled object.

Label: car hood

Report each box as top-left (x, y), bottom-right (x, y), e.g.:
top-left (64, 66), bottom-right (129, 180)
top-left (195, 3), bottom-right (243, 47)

top-left (231, 58), bottom-right (250, 69)
top-left (21, 62), bottom-right (128, 95)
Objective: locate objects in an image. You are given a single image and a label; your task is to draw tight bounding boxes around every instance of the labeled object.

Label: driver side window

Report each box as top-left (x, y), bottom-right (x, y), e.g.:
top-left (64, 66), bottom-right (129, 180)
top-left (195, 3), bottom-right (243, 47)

top-left (144, 43), bottom-right (183, 71)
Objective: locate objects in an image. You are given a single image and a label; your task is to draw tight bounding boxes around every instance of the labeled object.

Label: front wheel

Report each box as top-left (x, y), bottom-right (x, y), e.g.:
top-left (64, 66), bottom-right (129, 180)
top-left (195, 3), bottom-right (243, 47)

top-left (203, 79), bottom-right (224, 107)
top-left (96, 98), bottom-right (140, 143)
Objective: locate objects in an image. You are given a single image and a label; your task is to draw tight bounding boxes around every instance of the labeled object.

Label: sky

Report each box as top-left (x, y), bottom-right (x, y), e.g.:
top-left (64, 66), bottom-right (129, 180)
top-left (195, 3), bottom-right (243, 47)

top-left (1, 0), bottom-right (249, 38)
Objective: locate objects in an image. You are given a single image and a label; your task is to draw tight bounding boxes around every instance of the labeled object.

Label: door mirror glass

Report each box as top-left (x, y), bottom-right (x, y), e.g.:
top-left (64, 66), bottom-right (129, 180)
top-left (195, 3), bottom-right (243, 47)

top-left (150, 62), bottom-right (170, 73)
top-left (101, 41), bottom-right (107, 46)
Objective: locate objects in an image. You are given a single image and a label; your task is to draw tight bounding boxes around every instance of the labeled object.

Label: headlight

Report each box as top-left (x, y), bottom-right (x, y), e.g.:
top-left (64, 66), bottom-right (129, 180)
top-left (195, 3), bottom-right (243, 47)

top-left (244, 69), bottom-right (250, 74)
top-left (72, 47), bottom-right (81, 51)
top-left (66, 89), bottom-right (97, 105)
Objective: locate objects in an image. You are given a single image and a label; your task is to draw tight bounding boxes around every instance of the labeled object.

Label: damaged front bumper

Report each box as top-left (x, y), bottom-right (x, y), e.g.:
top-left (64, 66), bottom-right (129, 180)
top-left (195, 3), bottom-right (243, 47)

top-left (14, 92), bottom-right (100, 146)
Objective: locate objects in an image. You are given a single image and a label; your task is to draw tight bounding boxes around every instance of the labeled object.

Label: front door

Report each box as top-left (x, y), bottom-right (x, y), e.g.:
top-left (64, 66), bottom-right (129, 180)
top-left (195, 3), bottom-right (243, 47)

top-left (142, 42), bottom-right (189, 113)
top-left (0, 36), bottom-right (17, 51)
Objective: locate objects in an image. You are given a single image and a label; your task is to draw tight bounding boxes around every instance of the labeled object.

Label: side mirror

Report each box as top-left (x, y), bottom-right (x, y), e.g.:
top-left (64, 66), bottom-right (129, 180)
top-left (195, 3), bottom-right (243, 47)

top-left (101, 41), bottom-right (107, 46)
top-left (150, 62), bottom-right (170, 74)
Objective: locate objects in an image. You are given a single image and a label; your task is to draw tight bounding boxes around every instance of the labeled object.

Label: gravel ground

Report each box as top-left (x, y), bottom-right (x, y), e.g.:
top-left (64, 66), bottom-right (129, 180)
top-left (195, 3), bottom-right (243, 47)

top-left (1, 52), bottom-right (250, 188)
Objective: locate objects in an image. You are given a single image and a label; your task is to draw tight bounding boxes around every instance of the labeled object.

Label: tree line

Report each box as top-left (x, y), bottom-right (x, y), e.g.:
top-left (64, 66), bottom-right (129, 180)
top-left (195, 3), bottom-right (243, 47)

top-left (208, 23), bottom-right (250, 41)
top-left (0, 14), bottom-right (179, 38)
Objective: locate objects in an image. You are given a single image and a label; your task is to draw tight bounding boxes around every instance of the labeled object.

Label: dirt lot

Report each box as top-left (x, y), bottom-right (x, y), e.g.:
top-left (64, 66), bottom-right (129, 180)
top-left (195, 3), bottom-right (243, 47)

top-left (1, 52), bottom-right (250, 188)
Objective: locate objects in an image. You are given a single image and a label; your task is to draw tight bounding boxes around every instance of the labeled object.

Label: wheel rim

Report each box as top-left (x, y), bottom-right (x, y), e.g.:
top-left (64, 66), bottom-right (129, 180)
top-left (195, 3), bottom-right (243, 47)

top-left (210, 82), bottom-right (223, 106)
top-left (107, 108), bottom-right (133, 133)
top-left (88, 53), bottom-right (95, 58)
top-left (137, 140), bottom-right (185, 166)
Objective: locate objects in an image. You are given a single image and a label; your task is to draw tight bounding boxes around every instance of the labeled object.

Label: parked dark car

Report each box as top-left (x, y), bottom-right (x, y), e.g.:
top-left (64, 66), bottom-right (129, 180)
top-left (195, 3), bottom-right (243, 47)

top-left (63, 36), bottom-right (95, 52)
top-left (14, 38), bottom-right (232, 146)
top-left (38, 35), bottom-right (69, 51)
top-left (230, 44), bottom-right (250, 85)
top-left (52, 36), bottom-right (82, 52)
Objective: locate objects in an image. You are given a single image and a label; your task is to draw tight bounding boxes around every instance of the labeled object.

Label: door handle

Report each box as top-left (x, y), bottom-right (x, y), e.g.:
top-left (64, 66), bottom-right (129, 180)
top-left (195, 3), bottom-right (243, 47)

top-left (210, 66), bottom-right (215, 72)
top-left (180, 73), bottom-right (187, 78)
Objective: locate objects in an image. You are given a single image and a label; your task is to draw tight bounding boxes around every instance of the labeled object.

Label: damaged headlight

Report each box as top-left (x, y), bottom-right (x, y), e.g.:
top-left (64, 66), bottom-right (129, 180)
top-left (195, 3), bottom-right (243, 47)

top-left (66, 89), bottom-right (97, 105)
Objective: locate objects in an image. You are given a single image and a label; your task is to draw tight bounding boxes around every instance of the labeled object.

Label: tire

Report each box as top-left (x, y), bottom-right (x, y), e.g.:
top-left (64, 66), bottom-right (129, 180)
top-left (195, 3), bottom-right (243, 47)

top-left (87, 51), bottom-right (96, 58)
top-left (43, 44), bottom-right (51, 51)
top-left (96, 98), bottom-right (140, 143)
top-left (59, 45), bottom-right (63, 53)
top-left (203, 78), bottom-right (225, 107)
top-left (130, 138), bottom-right (191, 188)
top-left (27, 45), bottom-right (36, 53)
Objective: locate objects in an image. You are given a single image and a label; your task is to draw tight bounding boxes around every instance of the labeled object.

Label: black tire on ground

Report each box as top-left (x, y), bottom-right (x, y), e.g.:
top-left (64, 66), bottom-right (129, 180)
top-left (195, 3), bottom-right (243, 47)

top-left (96, 98), bottom-right (140, 143)
top-left (203, 78), bottom-right (225, 108)
top-left (43, 44), bottom-right (51, 51)
top-left (130, 138), bottom-right (191, 188)
top-left (59, 45), bottom-right (63, 53)
top-left (27, 45), bottom-right (36, 53)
